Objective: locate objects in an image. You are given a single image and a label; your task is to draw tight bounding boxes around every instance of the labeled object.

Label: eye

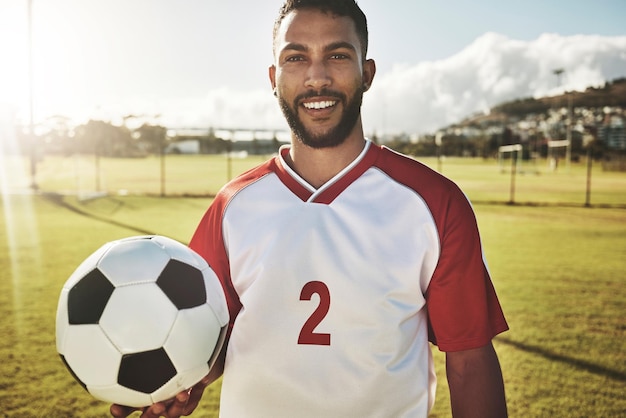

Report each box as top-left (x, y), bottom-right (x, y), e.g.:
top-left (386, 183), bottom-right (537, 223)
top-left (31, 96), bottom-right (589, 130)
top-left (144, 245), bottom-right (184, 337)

top-left (285, 55), bottom-right (305, 63)
top-left (330, 53), bottom-right (349, 60)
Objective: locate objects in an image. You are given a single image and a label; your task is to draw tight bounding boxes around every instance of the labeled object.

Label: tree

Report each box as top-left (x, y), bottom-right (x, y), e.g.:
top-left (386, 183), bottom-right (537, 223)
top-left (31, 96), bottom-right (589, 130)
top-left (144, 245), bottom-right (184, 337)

top-left (135, 123), bottom-right (167, 155)
top-left (75, 120), bottom-right (136, 157)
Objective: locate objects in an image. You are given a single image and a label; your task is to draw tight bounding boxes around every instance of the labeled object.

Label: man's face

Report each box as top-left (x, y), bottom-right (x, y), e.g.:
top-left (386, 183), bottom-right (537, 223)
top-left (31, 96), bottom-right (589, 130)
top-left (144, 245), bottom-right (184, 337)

top-left (270, 8), bottom-right (374, 149)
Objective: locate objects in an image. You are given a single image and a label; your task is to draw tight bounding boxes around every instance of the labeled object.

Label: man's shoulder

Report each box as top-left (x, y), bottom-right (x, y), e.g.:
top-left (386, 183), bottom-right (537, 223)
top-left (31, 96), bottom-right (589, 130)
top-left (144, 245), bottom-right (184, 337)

top-left (373, 145), bottom-right (458, 192)
top-left (218, 157), bottom-right (277, 199)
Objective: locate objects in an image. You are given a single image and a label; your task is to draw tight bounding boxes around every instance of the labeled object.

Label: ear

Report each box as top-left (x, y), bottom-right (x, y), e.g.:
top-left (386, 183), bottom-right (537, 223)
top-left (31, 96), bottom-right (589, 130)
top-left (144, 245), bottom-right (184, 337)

top-left (362, 59), bottom-right (376, 92)
top-left (269, 65), bottom-right (277, 91)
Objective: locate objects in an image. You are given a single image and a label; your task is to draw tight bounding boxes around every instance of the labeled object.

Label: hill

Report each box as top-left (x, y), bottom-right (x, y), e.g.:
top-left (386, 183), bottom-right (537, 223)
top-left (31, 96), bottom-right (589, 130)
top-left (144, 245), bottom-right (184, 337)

top-left (385, 78), bottom-right (626, 163)
top-left (459, 77), bottom-right (626, 126)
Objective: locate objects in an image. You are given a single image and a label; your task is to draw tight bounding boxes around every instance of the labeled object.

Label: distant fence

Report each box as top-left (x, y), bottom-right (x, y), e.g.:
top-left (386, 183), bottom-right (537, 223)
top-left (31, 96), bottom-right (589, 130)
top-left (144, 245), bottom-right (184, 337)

top-left (2, 154), bottom-right (626, 208)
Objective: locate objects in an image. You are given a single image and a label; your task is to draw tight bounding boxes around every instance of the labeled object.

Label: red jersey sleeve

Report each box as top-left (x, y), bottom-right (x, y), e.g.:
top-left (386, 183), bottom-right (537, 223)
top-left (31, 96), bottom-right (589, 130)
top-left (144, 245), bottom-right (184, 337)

top-left (425, 188), bottom-right (508, 352)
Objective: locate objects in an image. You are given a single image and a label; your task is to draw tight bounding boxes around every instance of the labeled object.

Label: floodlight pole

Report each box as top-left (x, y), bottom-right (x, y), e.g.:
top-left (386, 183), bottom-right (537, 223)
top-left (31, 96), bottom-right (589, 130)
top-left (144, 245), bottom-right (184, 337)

top-left (156, 116), bottom-right (165, 197)
top-left (435, 132), bottom-right (443, 173)
top-left (95, 144), bottom-right (101, 192)
top-left (566, 94), bottom-right (572, 173)
top-left (227, 131), bottom-right (233, 181)
top-left (160, 136), bottom-right (166, 197)
top-left (508, 149), bottom-right (517, 205)
top-left (585, 146), bottom-right (592, 207)
top-left (553, 68), bottom-right (564, 89)
top-left (28, 0), bottom-right (38, 190)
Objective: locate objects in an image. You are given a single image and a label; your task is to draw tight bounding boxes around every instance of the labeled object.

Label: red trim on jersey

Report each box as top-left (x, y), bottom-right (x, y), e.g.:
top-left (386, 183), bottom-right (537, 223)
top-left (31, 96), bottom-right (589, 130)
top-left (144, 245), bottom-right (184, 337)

top-left (273, 144), bottom-right (379, 204)
top-left (274, 152), bottom-right (312, 202)
top-left (314, 143), bottom-right (379, 204)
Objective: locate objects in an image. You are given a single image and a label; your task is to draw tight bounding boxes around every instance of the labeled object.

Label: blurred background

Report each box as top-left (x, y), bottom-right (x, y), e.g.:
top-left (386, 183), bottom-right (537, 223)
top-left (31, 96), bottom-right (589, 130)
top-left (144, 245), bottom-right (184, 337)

top-left (1, 0), bottom-right (625, 167)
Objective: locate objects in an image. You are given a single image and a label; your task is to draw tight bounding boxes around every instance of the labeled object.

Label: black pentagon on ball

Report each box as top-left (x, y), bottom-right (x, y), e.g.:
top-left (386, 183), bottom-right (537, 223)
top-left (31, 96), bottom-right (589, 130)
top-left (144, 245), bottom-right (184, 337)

top-left (118, 348), bottom-right (177, 393)
top-left (68, 269), bottom-right (115, 325)
top-left (156, 260), bottom-right (206, 309)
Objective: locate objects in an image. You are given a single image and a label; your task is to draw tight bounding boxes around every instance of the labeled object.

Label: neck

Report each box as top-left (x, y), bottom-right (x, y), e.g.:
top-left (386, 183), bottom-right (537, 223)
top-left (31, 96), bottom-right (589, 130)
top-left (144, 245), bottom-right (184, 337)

top-left (286, 124), bottom-right (366, 189)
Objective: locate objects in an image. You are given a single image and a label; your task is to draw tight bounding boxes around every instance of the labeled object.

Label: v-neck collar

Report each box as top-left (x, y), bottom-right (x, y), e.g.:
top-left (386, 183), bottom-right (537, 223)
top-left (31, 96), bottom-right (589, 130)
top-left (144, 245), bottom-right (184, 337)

top-left (274, 140), bottom-right (379, 204)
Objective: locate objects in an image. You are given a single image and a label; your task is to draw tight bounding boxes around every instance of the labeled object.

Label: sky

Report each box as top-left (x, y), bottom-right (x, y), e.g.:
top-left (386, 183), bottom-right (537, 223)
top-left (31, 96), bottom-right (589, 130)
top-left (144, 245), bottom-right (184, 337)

top-left (1, 0), bottom-right (625, 136)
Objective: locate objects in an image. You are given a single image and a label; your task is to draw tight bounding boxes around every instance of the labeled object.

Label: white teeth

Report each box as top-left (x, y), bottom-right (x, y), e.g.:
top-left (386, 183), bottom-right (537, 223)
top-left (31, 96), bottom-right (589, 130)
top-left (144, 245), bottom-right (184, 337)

top-left (303, 101), bottom-right (336, 110)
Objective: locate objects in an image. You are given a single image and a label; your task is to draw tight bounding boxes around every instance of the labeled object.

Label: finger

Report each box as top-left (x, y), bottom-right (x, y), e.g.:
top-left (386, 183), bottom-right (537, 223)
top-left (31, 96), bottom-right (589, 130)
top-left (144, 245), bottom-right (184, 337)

top-left (162, 377), bottom-right (210, 418)
top-left (110, 404), bottom-right (140, 418)
top-left (161, 389), bottom-right (192, 418)
top-left (185, 375), bottom-right (212, 412)
top-left (139, 402), bottom-right (167, 418)
top-left (132, 375), bottom-right (211, 418)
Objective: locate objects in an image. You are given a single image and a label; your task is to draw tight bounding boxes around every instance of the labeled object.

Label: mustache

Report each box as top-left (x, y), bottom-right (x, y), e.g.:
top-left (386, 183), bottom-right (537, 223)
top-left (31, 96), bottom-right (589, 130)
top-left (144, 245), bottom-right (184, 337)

top-left (295, 88), bottom-right (346, 104)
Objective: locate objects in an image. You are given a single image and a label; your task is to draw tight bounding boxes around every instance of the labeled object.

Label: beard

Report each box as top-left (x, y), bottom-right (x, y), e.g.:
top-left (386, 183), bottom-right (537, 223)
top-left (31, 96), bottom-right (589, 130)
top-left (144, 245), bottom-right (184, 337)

top-left (278, 85), bottom-right (364, 149)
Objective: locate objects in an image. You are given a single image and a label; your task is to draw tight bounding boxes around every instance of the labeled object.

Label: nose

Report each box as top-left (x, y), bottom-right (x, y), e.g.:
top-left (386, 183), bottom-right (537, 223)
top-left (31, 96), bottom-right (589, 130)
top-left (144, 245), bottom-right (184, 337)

top-left (304, 59), bottom-right (331, 91)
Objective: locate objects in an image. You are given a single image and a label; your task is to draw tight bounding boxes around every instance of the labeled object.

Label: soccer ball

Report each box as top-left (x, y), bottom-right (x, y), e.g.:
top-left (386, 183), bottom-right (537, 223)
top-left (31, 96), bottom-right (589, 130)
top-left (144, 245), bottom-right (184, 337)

top-left (55, 235), bottom-right (229, 408)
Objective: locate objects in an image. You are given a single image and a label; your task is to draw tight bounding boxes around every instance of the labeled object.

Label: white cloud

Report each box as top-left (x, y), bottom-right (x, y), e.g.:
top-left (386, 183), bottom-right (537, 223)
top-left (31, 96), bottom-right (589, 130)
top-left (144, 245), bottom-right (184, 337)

top-left (158, 89), bottom-right (285, 131)
top-left (361, 33), bottom-right (626, 135)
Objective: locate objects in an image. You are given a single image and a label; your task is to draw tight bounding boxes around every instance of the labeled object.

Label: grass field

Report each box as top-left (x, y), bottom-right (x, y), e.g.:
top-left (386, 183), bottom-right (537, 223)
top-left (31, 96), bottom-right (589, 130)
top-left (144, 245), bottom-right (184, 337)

top-left (1, 154), bottom-right (625, 417)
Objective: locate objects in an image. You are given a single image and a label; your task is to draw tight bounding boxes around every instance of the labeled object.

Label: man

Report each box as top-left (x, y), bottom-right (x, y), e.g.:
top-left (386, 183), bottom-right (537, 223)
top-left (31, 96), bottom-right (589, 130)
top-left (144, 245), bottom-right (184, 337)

top-left (112, 1), bottom-right (508, 417)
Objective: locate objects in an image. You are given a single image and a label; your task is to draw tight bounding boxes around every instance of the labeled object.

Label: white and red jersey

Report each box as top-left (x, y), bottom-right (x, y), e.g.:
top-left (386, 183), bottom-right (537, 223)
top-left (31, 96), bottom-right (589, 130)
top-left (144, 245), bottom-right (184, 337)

top-left (190, 140), bottom-right (508, 418)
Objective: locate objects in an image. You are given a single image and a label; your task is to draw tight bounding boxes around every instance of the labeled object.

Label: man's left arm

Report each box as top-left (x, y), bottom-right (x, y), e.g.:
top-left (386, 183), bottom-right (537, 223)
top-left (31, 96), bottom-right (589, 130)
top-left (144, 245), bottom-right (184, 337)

top-left (446, 341), bottom-right (507, 418)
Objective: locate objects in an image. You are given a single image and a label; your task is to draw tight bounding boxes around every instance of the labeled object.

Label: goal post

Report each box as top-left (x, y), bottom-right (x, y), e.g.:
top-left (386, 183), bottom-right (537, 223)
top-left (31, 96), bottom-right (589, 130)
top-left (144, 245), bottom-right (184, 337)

top-left (497, 144), bottom-right (523, 204)
top-left (547, 139), bottom-right (571, 171)
top-left (498, 144), bottom-right (523, 173)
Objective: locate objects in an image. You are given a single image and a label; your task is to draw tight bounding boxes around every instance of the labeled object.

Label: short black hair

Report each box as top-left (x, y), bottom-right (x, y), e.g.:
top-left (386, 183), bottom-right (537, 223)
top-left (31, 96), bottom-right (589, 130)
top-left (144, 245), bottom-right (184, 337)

top-left (273, 0), bottom-right (369, 60)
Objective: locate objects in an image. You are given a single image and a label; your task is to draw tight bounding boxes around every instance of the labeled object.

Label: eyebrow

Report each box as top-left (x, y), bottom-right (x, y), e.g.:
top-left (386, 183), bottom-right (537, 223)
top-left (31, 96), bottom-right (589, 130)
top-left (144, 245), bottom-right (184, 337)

top-left (325, 41), bottom-right (358, 53)
top-left (281, 41), bottom-right (357, 54)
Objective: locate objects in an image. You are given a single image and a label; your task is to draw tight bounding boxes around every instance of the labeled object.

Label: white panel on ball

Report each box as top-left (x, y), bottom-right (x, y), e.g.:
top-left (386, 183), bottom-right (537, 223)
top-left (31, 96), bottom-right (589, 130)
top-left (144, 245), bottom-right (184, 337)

top-left (55, 289), bottom-right (70, 353)
top-left (203, 269), bottom-right (229, 326)
top-left (165, 304), bottom-right (221, 372)
top-left (98, 239), bottom-right (170, 286)
top-left (100, 284), bottom-right (178, 353)
top-left (89, 384), bottom-right (153, 409)
top-left (150, 367), bottom-right (209, 406)
top-left (62, 325), bottom-right (121, 386)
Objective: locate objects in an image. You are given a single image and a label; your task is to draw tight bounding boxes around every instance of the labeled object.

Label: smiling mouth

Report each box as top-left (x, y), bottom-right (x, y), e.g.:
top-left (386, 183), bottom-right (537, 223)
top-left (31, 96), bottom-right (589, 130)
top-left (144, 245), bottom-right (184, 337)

top-left (302, 100), bottom-right (337, 110)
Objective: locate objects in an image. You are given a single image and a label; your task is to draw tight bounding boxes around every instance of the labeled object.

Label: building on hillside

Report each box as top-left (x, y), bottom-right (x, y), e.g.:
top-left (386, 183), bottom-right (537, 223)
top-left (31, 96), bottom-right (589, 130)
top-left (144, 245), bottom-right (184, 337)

top-left (166, 139), bottom-right (200, 154)
top-left (598, 114), bottom-right (625, 150)
top-left (166, 128), bottom-right (290, 155)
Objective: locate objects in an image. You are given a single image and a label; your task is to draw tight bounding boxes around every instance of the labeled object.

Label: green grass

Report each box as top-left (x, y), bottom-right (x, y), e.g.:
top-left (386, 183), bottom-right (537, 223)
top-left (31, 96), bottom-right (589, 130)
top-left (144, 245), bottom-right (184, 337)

top-left (474, 206), bottom-right (625, 417)
top-left (1, 156), bottom-right (625, 417)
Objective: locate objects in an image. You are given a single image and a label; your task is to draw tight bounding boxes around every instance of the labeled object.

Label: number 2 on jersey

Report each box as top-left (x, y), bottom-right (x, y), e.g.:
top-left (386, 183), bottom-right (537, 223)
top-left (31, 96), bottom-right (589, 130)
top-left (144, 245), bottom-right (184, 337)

top-left (298, 281), bottom-right (331, 346)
